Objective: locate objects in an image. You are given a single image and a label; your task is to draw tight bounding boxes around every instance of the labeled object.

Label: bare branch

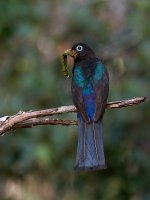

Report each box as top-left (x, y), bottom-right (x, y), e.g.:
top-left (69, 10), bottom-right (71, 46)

top-left (0, 97), bottom-right (146, 135)
top-left (15, 118), bottom-right (78, 128)
top-left (106, 97), bottom-right (146, 108)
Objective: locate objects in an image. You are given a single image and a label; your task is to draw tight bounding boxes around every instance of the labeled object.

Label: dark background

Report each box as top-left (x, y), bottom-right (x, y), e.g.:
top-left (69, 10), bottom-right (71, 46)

top-left (0, 0), bottom-right (149, 199)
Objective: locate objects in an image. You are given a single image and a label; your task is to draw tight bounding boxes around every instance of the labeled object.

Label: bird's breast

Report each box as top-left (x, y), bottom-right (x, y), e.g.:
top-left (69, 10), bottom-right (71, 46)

top-left (73, 62), bottom-right (104, 88)
top-left (73, 66), bottom-right (96, 121)
top-left (73, 66), bottom-right (85, 88)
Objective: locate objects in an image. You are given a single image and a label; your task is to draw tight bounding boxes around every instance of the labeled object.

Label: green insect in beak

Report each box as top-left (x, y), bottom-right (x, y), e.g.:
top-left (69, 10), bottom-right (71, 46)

top-left (61, 49), bottom-right (78, 78)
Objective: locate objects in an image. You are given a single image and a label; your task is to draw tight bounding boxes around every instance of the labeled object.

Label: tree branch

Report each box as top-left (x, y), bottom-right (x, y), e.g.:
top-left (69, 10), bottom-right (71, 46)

top-left (0, 97), bottom-right (146, 135)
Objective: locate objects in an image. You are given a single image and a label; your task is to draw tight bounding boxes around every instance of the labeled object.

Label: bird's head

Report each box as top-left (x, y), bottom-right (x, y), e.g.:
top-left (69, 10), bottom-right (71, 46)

top-left (61, 43), bottom-right (95, 77)
top-left (66, 43), bottom-right (95, 61)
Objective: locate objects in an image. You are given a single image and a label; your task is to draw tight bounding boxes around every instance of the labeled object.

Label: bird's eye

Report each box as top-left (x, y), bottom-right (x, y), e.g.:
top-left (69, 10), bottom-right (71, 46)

top-left (76, 45), bottom-right (83, 52)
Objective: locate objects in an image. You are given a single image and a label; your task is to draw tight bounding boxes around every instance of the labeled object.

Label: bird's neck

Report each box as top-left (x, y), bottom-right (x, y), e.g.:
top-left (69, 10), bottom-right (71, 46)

top-left (74, 56), bottom-right (98, 66)
top-left (73, 57), bottom-right (99, 79)
top-left (74, 56), bottom-right (97, 65)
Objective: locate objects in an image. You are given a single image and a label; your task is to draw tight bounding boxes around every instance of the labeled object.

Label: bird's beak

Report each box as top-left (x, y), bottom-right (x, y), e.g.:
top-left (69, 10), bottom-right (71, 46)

top-left (63, 49), bottom-right (78, 59)
top-left (61, 49), bottom-right (78, 78)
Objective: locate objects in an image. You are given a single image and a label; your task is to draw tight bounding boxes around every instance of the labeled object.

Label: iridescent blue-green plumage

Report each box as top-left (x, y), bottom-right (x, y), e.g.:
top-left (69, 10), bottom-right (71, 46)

top-left (71, 43), bottom-right (109, 171)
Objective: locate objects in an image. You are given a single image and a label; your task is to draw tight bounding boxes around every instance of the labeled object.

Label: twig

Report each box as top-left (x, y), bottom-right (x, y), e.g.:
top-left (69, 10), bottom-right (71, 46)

top-left (15, 118), bottom-right (78, 128)
top-left (0, 97), bottom-right (146, 135)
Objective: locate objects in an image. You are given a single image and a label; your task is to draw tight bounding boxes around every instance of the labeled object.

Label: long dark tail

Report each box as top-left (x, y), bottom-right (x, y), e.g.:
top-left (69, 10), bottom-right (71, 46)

top-left (75, 114), bottom-right (107, 171)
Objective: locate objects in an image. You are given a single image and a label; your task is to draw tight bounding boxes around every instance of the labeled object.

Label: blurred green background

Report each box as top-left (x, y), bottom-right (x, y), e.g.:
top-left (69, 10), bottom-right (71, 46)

top-left (0, 0), bottom-right (149, 199)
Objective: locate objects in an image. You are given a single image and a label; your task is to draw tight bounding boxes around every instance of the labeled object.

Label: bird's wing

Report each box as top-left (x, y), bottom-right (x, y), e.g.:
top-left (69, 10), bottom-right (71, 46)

top-left (93, 62), bottom-right (109, 121)
top-left (71, 79), bottom-right (90, 123)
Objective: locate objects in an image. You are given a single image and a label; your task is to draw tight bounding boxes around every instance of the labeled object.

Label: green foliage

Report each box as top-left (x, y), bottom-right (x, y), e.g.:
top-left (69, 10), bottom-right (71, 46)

top-left (0, 0), bottom-right (149, 199)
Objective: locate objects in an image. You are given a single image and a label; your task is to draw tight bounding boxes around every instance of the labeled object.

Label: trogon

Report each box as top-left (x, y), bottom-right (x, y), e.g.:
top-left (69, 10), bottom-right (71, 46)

top-left (67, 43), bottom-right (109, 171)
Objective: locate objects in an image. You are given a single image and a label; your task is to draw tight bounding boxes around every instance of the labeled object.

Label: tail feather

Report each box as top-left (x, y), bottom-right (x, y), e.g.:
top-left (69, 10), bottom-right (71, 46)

top-left (75, 114), bottom-right (106, 171)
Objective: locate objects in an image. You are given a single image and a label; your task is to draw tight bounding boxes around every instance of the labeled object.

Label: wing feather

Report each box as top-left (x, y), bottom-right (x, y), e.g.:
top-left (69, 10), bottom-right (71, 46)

top-left (71, 60), bottom-right (109, 123)
top-left (93, 66), bottom-right (109, 121)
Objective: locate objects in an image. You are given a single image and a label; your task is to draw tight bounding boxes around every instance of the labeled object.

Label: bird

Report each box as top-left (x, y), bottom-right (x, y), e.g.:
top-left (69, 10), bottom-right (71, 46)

top-left (66, 43), bottom-right (109, 171)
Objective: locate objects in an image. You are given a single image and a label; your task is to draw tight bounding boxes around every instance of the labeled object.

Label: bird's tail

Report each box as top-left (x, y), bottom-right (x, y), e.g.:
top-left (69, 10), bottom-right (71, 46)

top-left (75, 114), bottom-right (107, 171)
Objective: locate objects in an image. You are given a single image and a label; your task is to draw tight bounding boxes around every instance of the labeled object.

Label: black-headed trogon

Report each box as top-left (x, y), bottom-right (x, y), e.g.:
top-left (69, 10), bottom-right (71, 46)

top-left (67, 43), bottom-right (109, 171)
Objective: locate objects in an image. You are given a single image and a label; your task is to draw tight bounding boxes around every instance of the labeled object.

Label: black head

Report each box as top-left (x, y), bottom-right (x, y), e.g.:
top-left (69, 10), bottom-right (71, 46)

top-left (71, 43), bottom-right (95, 61)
